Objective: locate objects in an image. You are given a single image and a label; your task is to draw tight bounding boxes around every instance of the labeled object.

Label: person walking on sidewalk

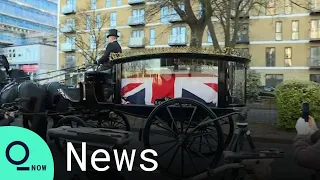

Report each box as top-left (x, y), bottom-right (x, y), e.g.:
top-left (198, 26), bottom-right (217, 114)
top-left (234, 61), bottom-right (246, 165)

top-left (294, 116), bottom-right (320, 179)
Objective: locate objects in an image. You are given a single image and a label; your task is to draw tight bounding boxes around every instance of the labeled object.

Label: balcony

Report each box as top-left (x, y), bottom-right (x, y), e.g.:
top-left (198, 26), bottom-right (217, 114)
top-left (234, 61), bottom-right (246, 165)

top-left (128, 37), bottom-right (146, 48)
top-left (61, 42), bottom-right (76, 52)
top-left (169, 14), bottom-right (183, 23)
top-left (236, 35), bottom-right (249, 44)
top-left (128, 16), bottom-right (145, 26)
top-left (310, 3), bottom-right (320, 15)
top-left (128, 0), bottom-right (145, 5)
top-left (60, 22), bottom-right (75, 33)
top-left (0, 35), bottom-right (14, 46)
top-left (309, 57), bottom-right (320, 68)
top-left (310, 31), bottom-right (320, 42)
top-left (168, 35), bottom-right (187, 46)
top-left (62, 6), bottom-right (76, 15)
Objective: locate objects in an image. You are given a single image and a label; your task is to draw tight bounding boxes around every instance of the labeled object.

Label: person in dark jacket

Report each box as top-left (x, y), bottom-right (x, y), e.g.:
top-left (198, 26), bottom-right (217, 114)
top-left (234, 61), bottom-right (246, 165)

top-left (97, 29), bottom-right (122, 71)
top-left (293, 116), bottom-right (320, 179)
top-left (0, 112), bottom-right (15, 126)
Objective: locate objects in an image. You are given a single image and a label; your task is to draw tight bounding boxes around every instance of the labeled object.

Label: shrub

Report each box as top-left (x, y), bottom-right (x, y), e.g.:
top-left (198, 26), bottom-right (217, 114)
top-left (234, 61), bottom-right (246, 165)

top-left (275, 80), bottom-right (320, 129)
top-left (246, 70), bottom-right (261, 102)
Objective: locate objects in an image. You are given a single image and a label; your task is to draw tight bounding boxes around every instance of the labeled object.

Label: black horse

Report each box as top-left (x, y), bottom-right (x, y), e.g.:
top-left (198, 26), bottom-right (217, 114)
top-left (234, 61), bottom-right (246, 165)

top-left (42, 81), bottom-right (72, 126)
top-left (0, 69), bottom-right (48, 142)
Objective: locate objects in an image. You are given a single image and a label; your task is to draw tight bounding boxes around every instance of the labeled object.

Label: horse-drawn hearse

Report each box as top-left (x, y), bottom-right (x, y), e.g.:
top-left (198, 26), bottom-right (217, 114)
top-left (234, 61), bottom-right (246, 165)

top-left (4, 47), bottom-right (284, 180)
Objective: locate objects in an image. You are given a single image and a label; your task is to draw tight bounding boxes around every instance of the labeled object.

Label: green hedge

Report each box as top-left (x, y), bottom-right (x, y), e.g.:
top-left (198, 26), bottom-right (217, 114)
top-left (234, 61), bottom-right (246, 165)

top-left (275, 80), bottom-right (320, 129)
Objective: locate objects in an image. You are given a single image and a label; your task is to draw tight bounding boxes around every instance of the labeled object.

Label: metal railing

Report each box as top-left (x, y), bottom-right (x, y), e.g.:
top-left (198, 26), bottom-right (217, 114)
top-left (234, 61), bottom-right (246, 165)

top-left (168, 34), bottom-right (187, 45)
top-left (128, 0), bottom-right (145, 4)
top-left (308, 57), bottom-right (320, 67)
top-left (61, 42), bottom-right (76, 52)
top-left (62, 5), bottom-right (76, 14)
top-left (128, 37), bottom-right (146, 47)
top-left (128, 16), bottom-right (145, 25)
top-left (60, 22), bottom-right (75, 33)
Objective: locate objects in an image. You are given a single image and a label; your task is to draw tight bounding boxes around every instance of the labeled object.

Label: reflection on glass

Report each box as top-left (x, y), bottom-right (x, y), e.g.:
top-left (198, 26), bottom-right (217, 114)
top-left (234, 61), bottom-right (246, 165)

top-left (121, 58), bottom-right (219, 106)
top-left (228, 62), bottom-right (246, 105)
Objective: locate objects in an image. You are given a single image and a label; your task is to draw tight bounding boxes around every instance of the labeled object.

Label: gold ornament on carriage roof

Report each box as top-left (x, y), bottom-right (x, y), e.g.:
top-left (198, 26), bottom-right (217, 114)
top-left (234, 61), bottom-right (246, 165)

top-left (109, 47), bottom-right (251, 61)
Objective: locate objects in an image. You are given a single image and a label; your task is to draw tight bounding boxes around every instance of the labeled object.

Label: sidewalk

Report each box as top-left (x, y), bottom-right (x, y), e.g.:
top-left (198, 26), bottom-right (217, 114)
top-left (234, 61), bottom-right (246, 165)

top-left (125, 115), bottom-right (296, 144)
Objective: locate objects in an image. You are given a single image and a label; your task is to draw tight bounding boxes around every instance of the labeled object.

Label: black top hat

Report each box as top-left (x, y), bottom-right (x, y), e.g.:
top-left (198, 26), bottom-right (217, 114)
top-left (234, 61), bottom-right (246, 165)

top-left (107, 29), bottom-right (119, 38)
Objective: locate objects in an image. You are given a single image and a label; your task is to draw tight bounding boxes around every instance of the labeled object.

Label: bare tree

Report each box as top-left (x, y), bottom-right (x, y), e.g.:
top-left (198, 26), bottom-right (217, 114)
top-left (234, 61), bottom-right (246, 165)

top-left (146, 0), bottom-right (213, 47)
top-left (59, 7), bottom-right (109, 66)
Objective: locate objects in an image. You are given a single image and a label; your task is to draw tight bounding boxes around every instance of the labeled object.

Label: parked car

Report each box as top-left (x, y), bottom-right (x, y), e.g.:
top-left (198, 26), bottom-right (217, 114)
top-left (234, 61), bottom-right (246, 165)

top-left (258, 86), bottom-right (276, 98)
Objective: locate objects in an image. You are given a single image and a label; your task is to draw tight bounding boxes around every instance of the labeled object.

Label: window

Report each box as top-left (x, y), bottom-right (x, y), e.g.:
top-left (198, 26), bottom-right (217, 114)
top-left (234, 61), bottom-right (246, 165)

top-left (198, 3), bottom-right (203, 17)
top-left (106, 0), bottom-right (111, 7)
top-left (160, 6), bottom-right (169, 23)
top-left (118, 31), bottom-right (121, 44)
top-left (90, 35), bottom-right (96, 49)
top-left (131, 30), bottom-right (144, 38)
top-left (275, 21), bottom-right (282, 40)
top-left (66, 36), bottom-right (75, 44)
top-left (207, 30), bottom-right (212, 42)
top-left (96, 14), bottom-right (101, 29)
top-left (284, 47), bottom-right (292, 67)
top-left (284, 0), bottom-right (292, 14)
top-left (237, 23), bottom-right (249, 42)
top-left (110, 12), bottom-right (117, 27)
top-left (310, 74), bottom-right (320, 84)
top-left (266, 0), bottom-right (276, 15)
top-left (116, 0), bottom-right (121, 6)
top-left (170, 26), bottom-right (186, 43)
top-left (65, 55), bottom-right (76, 68)
top-left (171, 4), bottom-right (185, 15)
top-left (310, 19), bottom-right (320, 39)
top-left (310, 47), bottom-right (320, 66)
top-left (265, 74), bottom-right (283, 88)
top-left (292, 20), bottom-right (299, 40)
top-left (266, 47), bottom-right (275, 67)
top-left (150, 28), bottom-right (155, 46)
top-left (86, 15), bottom-right (91, 30)
top-left (132, 9), bottom-right (145, 17)
top-left (91, 0), bottom-right (96, 9)
top-left (105, 33), bottom-right (109, 47)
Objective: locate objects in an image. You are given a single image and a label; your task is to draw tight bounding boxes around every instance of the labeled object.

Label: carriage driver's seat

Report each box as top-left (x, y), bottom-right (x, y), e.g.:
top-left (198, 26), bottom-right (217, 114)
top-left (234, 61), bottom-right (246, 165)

top-left (84, 71), bottom-right (114, 102)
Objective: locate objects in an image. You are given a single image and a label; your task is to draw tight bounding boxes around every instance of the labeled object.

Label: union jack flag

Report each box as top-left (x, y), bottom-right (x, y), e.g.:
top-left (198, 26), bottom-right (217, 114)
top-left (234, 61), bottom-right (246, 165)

top-left (121, 73), bottom-right (218, 106)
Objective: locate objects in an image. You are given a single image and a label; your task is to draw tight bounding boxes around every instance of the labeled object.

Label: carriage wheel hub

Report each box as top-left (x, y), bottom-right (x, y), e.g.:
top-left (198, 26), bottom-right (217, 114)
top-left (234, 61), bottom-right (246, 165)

top-left (177, 134), bottom-right (186, 145)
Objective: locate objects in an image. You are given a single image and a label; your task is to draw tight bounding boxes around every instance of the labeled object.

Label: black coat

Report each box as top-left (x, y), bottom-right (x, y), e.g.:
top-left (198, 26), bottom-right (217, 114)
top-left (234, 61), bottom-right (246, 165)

top-left (98, 41), bottom-right (122, 65)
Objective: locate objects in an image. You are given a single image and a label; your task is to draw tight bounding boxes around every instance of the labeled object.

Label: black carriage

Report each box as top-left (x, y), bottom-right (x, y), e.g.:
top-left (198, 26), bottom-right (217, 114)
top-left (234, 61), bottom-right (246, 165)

top-left (52, 47), bottom-right (284, 179)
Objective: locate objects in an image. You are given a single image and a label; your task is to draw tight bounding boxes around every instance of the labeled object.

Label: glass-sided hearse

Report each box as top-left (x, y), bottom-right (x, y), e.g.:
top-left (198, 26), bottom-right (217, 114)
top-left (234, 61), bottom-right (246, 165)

top-left (54, 47), bottom-right (284, 179)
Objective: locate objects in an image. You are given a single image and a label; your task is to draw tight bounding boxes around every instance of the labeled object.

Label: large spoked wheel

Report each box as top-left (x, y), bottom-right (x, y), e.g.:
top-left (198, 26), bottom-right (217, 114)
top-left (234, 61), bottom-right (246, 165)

top-left (54, 116), bottom-right (87, 155)
top-left (142, 98), bottom-right (224, 179)
top-left (98, 110), bottom-right (130, 131)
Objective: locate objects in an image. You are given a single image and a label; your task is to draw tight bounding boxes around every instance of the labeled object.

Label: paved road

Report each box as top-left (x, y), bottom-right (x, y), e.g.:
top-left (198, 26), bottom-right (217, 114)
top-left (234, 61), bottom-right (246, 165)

top-left (13, 117), bottom-right (312, 180)
top-left (247, 109), bottom-right (278, 123)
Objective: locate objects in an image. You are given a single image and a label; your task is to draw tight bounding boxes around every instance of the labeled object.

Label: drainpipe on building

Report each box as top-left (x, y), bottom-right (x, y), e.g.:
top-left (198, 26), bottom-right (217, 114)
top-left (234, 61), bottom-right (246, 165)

top-left (56, 0), bottom-right (60, 81)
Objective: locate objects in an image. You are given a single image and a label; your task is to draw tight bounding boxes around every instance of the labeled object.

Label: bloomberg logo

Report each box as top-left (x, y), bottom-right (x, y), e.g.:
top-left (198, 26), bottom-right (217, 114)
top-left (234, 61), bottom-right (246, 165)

top-left (6, 141), bottom-right (47, 171)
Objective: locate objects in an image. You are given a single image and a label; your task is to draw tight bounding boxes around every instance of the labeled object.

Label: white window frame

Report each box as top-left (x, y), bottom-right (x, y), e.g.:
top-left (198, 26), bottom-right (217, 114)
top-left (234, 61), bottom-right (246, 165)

top-left (275, 21), bottom-right (282, 41)
top-left (284, 47), bottom-right (292, 67)
top-left (110, 12), bottom-right (117, 27)
top-left (86, 15), bottom-right (91, 30)
top-left (96, 14), bottom-right (101, 29)
top-left (106, 0), bottom-right (111, 7)
top-left (160, 6), bottom-right (169, 23)
top-left (131, 30), bottom-right (144, 38)
top-left (90, 35), bottom-right (96, 49)
top-left (291, 20), bottom-right (299, 40)
top-left (149, 28), bottom-right (155, 46)
top-left (116, 0), bottom-right (121, 6)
